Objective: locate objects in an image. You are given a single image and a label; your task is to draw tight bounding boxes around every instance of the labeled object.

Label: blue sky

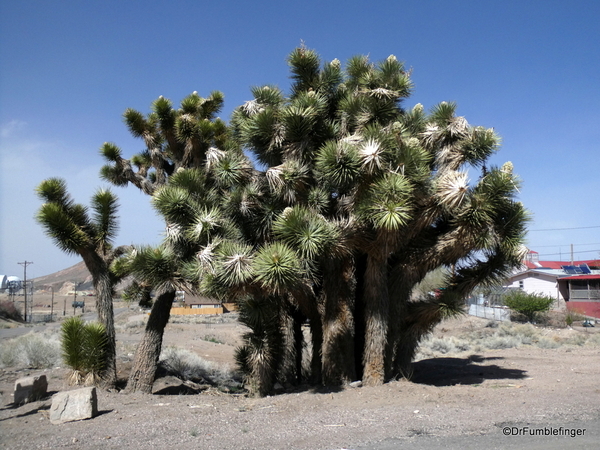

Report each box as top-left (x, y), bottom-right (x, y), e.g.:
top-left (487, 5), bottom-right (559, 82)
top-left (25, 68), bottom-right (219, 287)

top-left (1, 0), bottom-right (599, 277)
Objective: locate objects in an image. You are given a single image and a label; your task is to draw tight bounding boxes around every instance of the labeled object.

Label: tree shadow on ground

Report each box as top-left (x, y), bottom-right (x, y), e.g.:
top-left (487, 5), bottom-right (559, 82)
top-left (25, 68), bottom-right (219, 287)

top-left (0, 403), bottom-right (50, 421)
top-left (410, 355), bottom-right (527, 386)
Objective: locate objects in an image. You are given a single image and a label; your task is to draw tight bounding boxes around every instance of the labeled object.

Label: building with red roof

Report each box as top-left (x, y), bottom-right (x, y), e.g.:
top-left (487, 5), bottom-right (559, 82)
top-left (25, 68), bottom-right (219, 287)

top-left (504, 251), bottom-right (600, 318)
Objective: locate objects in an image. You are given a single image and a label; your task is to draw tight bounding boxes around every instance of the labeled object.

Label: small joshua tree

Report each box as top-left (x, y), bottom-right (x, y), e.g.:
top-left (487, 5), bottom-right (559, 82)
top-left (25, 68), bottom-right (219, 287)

top-left (61, 317), bottom-right (108, 386)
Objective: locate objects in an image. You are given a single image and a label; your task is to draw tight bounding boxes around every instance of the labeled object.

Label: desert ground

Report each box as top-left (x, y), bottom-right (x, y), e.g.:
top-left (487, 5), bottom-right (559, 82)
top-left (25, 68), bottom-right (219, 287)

top-left (0, 294), bottom-right (599, 449)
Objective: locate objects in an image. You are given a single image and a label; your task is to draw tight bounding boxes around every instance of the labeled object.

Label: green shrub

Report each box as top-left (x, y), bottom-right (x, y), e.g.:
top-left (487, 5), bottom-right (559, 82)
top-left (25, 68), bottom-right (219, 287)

top-left (503, 291), bottom-right (555, 323)
top-left (61, 317), bottom-right (108, 385)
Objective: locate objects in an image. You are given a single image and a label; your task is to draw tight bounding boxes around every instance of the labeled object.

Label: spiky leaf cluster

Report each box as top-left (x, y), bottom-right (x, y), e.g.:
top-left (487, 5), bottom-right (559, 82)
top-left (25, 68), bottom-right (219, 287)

top-left (61, 317), bottom-right (108, 386)
top-left (100, 91), bottom-right (232, 194)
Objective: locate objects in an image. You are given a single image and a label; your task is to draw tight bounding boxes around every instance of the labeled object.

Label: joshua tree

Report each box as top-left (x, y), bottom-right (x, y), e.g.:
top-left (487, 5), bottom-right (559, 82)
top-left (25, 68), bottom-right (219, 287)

top-left (36, 179), bottom-right (129, 387)
top-left (119, 245), bottom-right (179, 393)
top-left (97, 47), bottom-right (528, 394)
top-left (99, 94), bottom-right (253, 392)
top-left (99, 90), bottom-right (231, 194)
top-left (225, 47), bottom-right (528, 387)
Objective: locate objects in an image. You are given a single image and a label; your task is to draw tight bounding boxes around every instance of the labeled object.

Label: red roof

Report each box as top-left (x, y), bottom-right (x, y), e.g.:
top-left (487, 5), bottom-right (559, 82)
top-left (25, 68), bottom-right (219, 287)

top-left (560, 274), bottom-right (600, 280)
top-left (524, 259), bottom-right (598, 270)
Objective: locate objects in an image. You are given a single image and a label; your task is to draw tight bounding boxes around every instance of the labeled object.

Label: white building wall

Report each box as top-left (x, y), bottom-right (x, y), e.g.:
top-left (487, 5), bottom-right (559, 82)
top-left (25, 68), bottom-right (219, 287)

top-left (506, 272), bottom-right (564, 309)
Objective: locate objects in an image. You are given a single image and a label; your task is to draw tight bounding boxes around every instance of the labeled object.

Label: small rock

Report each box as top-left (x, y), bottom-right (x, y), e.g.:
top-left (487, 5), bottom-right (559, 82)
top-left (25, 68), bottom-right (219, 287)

top-left (349, 381), bottom-right (362, 388)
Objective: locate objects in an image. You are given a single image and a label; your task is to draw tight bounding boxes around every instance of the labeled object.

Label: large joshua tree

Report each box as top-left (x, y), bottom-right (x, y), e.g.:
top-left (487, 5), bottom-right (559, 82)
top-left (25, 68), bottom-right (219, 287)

top-left (225, 47), bottom-right (528, 387)
top-left (36, 179), bottom-right (129, 388)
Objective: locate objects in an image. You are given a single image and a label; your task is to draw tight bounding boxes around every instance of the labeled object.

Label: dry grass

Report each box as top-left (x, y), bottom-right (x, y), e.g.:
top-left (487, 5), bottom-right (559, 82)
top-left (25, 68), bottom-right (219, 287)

top-left (0, 330), bottom-right (61, 369)
top-left (416, 320), bottom-right (600, 360)
top-left (159, 346), bottom-right (241, 387)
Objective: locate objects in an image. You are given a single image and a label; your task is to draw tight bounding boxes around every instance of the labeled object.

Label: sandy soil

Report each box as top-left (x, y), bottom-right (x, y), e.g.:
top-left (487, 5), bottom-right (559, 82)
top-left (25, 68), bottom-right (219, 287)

top-left (1, 296), bottom-right (599, 450)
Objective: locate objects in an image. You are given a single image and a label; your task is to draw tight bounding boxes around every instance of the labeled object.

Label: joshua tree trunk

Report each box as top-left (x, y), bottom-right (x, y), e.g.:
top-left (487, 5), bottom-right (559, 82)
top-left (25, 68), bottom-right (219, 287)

top-left (278, 303), bottom-right (304, 385)
top-left (82, 253), bottom-right (117, 388)
top-left (125, 289), bottom-right (176, 393)
top-left (291, 307), bottom-right (304, 385)
top-left (321, 257), bottom-right (356, 385)
top-left (361, 252), bottom-right (389, 386)
top-left (292, 288), bottom-right (323, 385)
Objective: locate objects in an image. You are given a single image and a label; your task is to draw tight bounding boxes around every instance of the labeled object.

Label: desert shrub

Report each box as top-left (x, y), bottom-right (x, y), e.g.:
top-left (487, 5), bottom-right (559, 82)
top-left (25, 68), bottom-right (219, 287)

top-left (497, 323), bottom-right (540, 344)
top-left (503, 291), bottom-right (555, 323)
top-left (159, 346), bottom-right (236, 385)
top-left (0, 332), bottom-right (60, 368)
top-left (125, 319), bottom-right (147, 329)
top-left (564, 310), bottom-right (585, 327)
top-left (563, 333), bottom-right (588, 346)
top-left (61, 317), bottom-right (108, 385)
top-left (425, 337), bottom-right (455, 354)
top-left (479, 334), bottom-right (521, 349)
top-left (419, 336), bottom-right (471, 355)
top-left (0, 301), bottom-right (23, 321)
top-left (536, 337), bottom-right (561, 349)
top-left (585, 333), bottom-right (600, 347)
top-left (452, 337), bottom-right (472, 352)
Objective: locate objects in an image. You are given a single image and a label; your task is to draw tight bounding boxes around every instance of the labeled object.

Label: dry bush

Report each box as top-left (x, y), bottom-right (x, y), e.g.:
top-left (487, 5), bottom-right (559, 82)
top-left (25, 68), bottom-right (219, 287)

top-left (479, 335), bottom-right (522, 349)
top-left (536, 337), bottom-right (562, 349)
top-left (418, 319), bottom-right (600, 358)
top-left (159, 346), bottom-right (239, 386)
top-left (0, 331), bottom-right (60, 368)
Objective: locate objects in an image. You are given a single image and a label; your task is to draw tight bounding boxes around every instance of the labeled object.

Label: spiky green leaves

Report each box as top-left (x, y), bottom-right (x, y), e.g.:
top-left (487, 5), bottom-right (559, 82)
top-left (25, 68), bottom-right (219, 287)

top-left (252, 242), bottom-right (302, 294)
top-left (210, 149), bottom-right (252, 189)
top-left (214, 241), bottom-right (255, 287)
top-left (61, 317), bottom-right (108, 385)
top-left (358, 172), bottom-right (412, 231)
top-left (273, 206), bottom-right (340, 260)
top-left (36, 179), bottom-right (121, 255)
top-left (100, 142), bottom-right (122, 162)
top-left (288, 46), bottom-right (321, 94)
top-left (179, 90), bottom-right (224, 119)
top-left (265, 160), bottom-right (310, 204)
top-left (127, 245), bottom-right (179, 291)
top-left (315, 140), bottom-right (361, 192)
top-left (461, 126), bottom-right (500, 167)
top-left (124, 108), bottom-right (154, 140)
top-left (91, 189), bottom-right (119, 247)
top-left (186, 206), bottom-right (219, 239)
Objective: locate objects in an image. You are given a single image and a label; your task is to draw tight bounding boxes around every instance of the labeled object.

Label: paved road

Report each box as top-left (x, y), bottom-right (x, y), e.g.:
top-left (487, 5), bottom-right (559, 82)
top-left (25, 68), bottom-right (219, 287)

top-left (355, 418), bottom-right (600, 450)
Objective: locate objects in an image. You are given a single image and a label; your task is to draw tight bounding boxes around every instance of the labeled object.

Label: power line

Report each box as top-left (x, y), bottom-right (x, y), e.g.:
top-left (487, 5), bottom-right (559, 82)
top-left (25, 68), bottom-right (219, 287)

top-left (529, 242), bottom-right (600, 248)
top-left (536, 249), bottom-right (600, 258)
top-left (529, 225), bottom-right (600, 232)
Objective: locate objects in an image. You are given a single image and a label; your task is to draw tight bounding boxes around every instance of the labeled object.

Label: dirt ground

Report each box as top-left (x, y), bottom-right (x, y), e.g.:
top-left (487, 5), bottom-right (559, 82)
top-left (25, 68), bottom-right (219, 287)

top-left (0, 295), bottom-right (599, 449)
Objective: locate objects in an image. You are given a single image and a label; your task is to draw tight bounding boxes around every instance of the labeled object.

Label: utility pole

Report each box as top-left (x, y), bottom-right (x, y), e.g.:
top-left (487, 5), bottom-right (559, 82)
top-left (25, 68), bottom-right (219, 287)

top-left (18, 261), bottom-right (33, 322)
top-left (50, 286), bottom-right (54, 321)
top-left (73, 282), bottom-right (77, 316)
top-left (571, 244), bottom-right (574, 266)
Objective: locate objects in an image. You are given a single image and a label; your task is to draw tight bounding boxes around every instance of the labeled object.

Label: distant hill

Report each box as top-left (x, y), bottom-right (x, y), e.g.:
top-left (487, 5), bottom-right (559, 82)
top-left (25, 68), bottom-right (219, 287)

top-left (32, 261), bottom-right (94, 294)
